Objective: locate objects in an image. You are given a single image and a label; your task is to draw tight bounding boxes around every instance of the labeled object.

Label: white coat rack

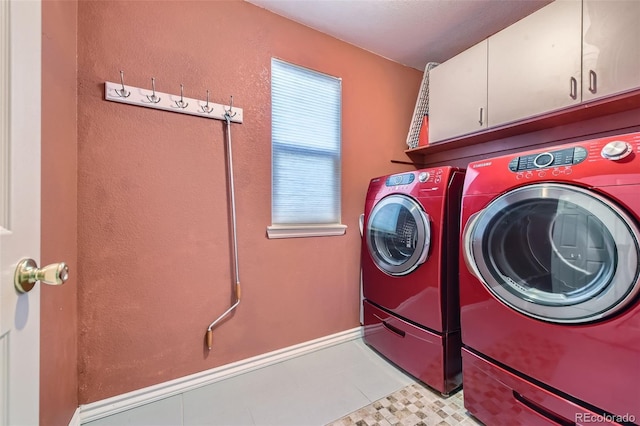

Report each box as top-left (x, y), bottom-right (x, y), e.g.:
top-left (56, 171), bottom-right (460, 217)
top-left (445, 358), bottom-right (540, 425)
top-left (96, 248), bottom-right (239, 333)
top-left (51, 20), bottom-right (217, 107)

top-left (104, 72), bottom-right (243, 123)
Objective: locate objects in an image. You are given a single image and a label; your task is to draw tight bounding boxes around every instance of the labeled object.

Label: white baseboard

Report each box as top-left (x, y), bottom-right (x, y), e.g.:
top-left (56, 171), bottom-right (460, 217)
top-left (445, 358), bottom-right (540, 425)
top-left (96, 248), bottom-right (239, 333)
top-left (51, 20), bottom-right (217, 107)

top-left (68, 407), bottom-right (80, 426)
top-left (79, 327), bottom-right (362, 424)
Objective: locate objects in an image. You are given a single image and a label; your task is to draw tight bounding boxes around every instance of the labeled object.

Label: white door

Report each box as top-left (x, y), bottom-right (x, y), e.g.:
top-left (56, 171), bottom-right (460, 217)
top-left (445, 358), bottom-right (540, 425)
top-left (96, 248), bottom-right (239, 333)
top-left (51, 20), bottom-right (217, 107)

top-left (582, 0), bottom-right (640, 102)
top-left (428, 39), bottom-right (488, 143)
top-left (1, 1), bottom-right (41, 425)
top-left (487, 0), bottom-right (582, 127)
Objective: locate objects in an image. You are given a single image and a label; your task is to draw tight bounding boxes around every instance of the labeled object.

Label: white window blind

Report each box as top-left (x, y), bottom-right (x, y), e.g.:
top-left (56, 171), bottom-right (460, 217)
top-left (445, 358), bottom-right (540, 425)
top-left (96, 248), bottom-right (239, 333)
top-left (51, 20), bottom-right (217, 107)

top-left (269, 58), bottom-right (345, 238)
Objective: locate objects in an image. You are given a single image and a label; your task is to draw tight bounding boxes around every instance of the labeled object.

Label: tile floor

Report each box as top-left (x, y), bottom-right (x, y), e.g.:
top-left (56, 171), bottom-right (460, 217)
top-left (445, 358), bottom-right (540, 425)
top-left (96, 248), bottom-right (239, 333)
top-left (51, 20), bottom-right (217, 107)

top-left (84, 338), bottom-right (482, 426)
top-left (329, 383), bottom-right (482, 426)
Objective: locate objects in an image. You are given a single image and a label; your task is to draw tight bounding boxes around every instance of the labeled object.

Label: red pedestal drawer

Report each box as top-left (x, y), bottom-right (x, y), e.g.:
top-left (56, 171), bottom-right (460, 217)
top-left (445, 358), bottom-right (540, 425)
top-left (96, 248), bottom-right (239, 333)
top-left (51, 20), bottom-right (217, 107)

top-left (363, 300), bottom-right (461, 395)
top-left (462, 349), bottom-right (627, 426)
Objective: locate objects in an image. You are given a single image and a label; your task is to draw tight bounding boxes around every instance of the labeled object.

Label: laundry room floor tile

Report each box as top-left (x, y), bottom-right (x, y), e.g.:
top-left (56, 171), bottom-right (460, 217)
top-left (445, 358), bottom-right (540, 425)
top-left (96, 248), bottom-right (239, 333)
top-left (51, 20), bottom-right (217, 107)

top-left (327, 382), bottom-right (484, 426)
top-left (83, 337), bottom-right (485, 426)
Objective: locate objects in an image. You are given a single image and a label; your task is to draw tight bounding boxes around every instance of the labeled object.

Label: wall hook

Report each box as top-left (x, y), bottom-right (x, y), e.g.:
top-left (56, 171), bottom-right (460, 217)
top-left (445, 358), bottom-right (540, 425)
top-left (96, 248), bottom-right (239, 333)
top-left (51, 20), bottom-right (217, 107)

top-left (201, 90), bottom-right (214, 114)
top-left (144, 77), bottom-right (161, 104)
top-left (104, 80), bottom-right (243, 123)
top-left (174, 84), bottom-right (189, 109)
top-left (114, 70), bottom-right (130, 98)
top-left (224, 95), bottom-right (237, 120)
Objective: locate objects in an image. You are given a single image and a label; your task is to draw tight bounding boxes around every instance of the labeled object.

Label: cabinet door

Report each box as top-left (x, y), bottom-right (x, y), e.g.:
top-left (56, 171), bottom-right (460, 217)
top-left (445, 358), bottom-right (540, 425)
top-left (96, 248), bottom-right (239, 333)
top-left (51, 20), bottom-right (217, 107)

top-left (582, 0), bottom-right (640, 102)
top-left (428, 40), bottom-right (487, 143)
top-left (488, 0), bottom-right (582, 127)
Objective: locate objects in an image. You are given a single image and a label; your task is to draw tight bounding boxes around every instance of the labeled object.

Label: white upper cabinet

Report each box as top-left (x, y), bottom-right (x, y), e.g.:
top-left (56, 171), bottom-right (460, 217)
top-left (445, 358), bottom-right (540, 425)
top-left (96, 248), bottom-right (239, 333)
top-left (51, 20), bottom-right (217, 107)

top-left (582, 0), bottom-right (640, 102)
top-left (487, 0), bottom-right (583, 127)
top-left (428, 40), bottom-right (488, 143)
top-left (423, 0), bottom-right (640, 147)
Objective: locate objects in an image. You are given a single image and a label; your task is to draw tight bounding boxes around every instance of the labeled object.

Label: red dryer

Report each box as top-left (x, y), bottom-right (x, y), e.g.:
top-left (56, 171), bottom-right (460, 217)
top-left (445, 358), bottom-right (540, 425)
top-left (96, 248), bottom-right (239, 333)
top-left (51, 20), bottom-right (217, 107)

top-left (460, 132), bottom-right (640, 425)
top-left (362, 166), bottom-right (465, 396)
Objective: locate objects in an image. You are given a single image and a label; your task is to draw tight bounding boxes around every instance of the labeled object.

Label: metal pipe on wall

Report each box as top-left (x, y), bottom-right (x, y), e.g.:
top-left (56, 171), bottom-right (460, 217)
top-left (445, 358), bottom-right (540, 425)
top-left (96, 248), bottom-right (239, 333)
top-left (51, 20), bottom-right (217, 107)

top-left (206, 104), bottom-right (242, 350)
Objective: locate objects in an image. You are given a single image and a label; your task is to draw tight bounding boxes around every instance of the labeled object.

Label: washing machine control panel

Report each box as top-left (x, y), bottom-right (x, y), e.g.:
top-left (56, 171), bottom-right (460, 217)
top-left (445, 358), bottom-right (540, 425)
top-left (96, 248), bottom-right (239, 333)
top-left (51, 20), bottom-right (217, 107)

top-left (385, 173), bottom-right (415, 186)
top-left (508, 146), bottom-right (588, 172)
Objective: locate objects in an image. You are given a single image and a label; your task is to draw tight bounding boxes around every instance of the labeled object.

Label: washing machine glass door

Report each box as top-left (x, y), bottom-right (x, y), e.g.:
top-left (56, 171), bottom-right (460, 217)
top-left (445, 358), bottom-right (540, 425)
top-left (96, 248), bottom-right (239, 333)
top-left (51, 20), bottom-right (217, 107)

top-left (367, 194), bottom-right (431, 276)
top-left (463, 183), bottom-right (640, 323)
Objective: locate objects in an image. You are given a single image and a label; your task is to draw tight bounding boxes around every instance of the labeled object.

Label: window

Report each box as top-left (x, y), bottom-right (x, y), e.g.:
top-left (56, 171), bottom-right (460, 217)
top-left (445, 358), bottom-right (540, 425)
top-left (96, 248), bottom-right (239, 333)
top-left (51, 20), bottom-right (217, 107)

top-left (267, 58), bottom-right (346, 239)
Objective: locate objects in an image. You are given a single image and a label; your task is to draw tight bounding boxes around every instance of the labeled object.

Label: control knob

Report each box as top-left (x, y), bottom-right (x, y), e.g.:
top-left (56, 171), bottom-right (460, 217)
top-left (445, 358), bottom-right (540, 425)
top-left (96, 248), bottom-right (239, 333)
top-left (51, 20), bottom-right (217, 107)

top-left (601, 141), bottom-right (632, 161)
top-left (418, 172), bottom-right (430, 182)
top-left (533, 152), bottom-right (554, 168)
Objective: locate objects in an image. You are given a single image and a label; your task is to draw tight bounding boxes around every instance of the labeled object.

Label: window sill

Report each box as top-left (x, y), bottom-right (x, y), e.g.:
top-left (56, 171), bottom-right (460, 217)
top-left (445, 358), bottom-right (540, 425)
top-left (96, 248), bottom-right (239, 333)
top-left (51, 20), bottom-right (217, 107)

top-left (267, 224), bottom-right (347, 239)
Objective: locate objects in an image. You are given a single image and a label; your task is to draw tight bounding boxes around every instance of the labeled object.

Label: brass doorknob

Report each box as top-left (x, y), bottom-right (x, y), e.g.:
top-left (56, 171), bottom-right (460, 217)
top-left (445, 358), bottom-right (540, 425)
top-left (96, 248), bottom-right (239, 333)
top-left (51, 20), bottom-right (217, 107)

top-left (14, 258), bottom-right (69, 293)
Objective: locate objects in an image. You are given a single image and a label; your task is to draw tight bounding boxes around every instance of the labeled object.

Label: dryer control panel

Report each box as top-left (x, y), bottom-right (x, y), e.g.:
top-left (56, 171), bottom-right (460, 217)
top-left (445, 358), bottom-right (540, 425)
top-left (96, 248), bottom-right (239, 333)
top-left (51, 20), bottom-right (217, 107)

top-left (508, 147), bottom-right (588, 172)
top-left (384, 169), bottom-right (446, 187)
top-left (385, 173), bottom-right (415, 186)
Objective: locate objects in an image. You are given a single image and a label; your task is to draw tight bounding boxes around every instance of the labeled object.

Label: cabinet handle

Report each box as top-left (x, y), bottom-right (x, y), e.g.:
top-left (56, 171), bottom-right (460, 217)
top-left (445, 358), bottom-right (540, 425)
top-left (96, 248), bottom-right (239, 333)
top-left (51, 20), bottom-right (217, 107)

top-left (512, 391), bottom-right (574, 425)
top-left (382, 321), bottom-right (406, 338)
top-left (589, 70), bottom-right (597, 94)
top-left (478, 107), bottom-right (484, 126)
top-left (569, 77), bottom-right (578, 100)
top-left (373, 313), bottom-right (406, 338)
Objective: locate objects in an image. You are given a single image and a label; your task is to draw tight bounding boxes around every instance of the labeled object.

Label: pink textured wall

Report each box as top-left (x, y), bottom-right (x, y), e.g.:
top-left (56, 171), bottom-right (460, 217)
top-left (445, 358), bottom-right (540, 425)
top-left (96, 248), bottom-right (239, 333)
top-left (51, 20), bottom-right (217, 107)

top-left (41, 0), bottom-right (78, 424)
top-left (77, 0), bottom-right (420, 403)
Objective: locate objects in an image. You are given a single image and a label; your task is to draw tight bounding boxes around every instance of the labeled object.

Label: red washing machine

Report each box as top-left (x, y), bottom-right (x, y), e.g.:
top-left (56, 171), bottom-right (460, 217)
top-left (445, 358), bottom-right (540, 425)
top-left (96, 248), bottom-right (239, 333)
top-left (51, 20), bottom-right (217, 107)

top-left (460, 132), bottom-right (640, 425)
top-left (362, 166), bottom-right (465, 396)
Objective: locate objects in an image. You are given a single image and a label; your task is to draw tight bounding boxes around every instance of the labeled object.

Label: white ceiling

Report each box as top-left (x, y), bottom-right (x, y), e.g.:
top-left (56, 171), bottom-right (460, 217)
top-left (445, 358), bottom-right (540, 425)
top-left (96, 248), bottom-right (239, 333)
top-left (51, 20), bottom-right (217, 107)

top-left (246, 0), bottom-right (553, 70)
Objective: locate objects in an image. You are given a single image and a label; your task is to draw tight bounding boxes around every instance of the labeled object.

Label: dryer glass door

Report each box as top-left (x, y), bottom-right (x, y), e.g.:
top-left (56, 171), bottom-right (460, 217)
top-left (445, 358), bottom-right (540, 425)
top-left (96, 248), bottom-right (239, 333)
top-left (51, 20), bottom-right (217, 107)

top-left (366, 195), bottom-right (431, 276)
top-left (463, 183), bottom-right (640, 323)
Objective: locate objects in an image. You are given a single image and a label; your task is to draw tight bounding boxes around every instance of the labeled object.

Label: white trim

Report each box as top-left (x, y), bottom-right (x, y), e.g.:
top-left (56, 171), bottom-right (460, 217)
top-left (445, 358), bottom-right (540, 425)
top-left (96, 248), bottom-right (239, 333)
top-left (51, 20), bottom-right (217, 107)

top-left (0, 0), bottom-right (8, 229)
top-left (267, 224), bottom-right (347, 239)
top-left (79, 327), bottom-right (362, 423)
top-left (68, 407), bottom-right (81, 426)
